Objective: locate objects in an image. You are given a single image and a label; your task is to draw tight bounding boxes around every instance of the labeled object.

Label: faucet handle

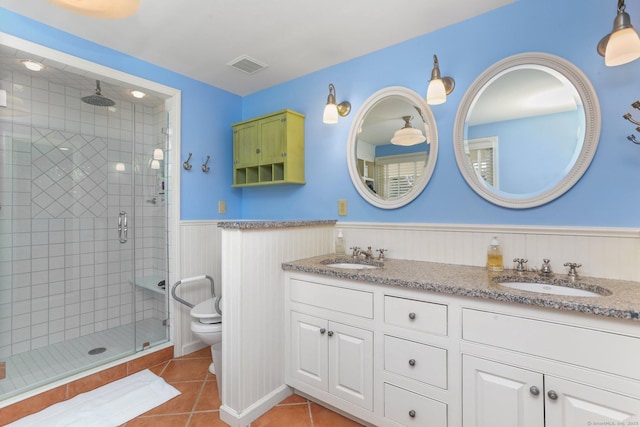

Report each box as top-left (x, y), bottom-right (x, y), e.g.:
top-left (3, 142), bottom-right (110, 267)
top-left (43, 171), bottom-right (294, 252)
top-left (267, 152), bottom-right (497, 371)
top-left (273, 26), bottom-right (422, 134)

top-left (563, 262), bottom-right (582, 278)
top-left (513, 258), bottom-right (528, 273)
top-left (376, 248), bottom-right (387, 260)
top-left (349, 246), bottom-right (360, 257)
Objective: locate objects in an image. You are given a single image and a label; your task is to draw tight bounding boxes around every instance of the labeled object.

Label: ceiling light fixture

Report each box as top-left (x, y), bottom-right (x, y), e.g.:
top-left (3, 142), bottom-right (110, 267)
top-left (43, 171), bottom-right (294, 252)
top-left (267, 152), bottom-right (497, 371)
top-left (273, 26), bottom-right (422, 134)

top-left (21, 60), bottom-right (45, 71)
top-left (131, 90), bottom-right (146, 99)
top-left (45, 0), bottom-right (140, 19)
top-left (597, 0), bottom-right (640, 66)
top-left (323, 83), bottom-right (351, 124)
top-left (390, 116), bottom-right (427, 146)
top-left (426, 55), bottom-right (455, 105)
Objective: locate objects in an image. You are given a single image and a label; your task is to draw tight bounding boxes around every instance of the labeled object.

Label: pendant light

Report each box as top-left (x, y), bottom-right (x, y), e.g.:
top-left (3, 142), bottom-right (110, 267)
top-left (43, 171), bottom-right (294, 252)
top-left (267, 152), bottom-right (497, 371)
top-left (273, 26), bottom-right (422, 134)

top-left (597, 0), bottom-right (640, 66)
top-left (390, 116), bottom-right (426, 146)
top-left (46, 0), bottom-right (140, 19)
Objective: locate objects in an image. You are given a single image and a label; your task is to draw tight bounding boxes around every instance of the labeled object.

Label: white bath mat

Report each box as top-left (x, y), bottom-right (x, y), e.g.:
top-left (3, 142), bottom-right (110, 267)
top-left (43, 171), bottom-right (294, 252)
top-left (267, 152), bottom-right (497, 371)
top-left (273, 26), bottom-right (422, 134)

top-left (7, 369), bottom-right (180, 427)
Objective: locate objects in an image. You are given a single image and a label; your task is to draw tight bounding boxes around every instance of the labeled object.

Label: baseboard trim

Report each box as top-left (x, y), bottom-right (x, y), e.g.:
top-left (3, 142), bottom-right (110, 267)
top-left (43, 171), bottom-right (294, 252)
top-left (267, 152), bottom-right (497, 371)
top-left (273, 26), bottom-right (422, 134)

top-left (219, 385), bottom-right (292, 427)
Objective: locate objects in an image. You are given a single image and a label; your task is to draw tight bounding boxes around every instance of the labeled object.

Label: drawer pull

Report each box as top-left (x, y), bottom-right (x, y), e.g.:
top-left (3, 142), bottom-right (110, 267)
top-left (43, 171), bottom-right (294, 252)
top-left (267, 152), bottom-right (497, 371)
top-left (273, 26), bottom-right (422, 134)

top-left (547, 390), bottom-right (558, 400)
top-left (529, 386), bottom-right (540, 396)
top-left (409, 410), bottom-right (416, 418)
top-left (319, 328), bottom-right (326, 335)
top-left (327, 331), bottom-right (334, 337)
top-left (408, 312), bottom-right (416, 320)
top-left (408, 359), bottom-right (416, 367)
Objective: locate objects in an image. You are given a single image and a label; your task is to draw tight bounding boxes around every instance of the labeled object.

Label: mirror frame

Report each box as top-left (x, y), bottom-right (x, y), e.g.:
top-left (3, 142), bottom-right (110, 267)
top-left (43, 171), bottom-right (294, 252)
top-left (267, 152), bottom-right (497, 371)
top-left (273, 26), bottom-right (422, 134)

top-left (347, 86), bottom-right (438, 209)
top-left (453, 52), bottom-right (601, 209)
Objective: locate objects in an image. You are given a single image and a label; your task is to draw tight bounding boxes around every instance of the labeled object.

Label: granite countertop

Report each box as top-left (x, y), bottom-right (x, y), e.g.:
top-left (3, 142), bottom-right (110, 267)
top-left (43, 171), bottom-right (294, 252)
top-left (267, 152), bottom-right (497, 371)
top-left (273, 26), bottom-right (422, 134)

top-left (282, 254), bottom-right (640, 321)
top-left (218, 219), bottom-right (336, 229)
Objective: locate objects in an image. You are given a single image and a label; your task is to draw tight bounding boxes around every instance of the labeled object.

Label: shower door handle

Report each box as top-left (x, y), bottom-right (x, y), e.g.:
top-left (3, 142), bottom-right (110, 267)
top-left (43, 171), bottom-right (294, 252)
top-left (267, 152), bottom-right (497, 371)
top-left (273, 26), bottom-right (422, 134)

top-left (118, 211), bottom-right (128, 244)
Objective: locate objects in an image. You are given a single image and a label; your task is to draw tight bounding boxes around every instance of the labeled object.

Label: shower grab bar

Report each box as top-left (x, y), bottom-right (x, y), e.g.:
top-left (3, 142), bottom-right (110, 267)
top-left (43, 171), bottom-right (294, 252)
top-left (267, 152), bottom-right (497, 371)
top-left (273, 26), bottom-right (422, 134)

top-left (170, 275), bottom-right (221, 315)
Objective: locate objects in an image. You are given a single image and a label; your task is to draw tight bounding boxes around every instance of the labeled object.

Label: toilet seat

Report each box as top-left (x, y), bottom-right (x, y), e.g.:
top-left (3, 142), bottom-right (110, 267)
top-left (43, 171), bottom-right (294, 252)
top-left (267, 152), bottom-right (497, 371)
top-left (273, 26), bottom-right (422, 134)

top-left (190, 319), bottom-right (222, 333)
top-left (191, 297), bottom-right (222, 324)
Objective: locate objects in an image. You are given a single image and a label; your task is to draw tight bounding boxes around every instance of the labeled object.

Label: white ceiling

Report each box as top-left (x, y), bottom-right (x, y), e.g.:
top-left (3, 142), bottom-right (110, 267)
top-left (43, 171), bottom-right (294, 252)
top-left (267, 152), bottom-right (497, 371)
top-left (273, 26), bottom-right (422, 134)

top-left (0, 0), bottom-right (514, 96)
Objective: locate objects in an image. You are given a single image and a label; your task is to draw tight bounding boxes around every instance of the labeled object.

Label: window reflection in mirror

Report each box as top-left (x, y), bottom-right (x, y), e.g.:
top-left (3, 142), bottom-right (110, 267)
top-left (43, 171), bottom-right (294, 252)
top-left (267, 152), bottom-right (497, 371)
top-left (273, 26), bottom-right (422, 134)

top-left (464, 66), bottom-right (585, 195)
top-left (453, 53), bottom-right (600, 209)
top-left (348, 87), bottom-right (438, 209)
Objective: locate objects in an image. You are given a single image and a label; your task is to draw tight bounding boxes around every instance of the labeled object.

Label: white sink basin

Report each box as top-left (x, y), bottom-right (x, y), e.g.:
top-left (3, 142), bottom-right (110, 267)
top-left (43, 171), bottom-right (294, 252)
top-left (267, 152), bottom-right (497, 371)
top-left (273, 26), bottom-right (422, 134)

top-left (499, 281), bottom-right (602, 297)
top-left (325, 263), bottom-right (379, 270)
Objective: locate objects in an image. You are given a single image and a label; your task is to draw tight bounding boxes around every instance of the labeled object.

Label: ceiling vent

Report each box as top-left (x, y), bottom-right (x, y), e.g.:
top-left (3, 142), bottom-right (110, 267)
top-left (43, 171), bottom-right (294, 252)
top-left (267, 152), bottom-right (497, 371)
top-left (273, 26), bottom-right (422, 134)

top-left (227, 55), bottom-right (269, 75)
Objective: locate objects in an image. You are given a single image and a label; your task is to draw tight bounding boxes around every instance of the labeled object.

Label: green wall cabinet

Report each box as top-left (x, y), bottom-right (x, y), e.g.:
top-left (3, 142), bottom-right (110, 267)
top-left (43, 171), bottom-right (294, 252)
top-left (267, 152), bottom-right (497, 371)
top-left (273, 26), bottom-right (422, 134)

top-left (232, 109), bottom-right (305, 187)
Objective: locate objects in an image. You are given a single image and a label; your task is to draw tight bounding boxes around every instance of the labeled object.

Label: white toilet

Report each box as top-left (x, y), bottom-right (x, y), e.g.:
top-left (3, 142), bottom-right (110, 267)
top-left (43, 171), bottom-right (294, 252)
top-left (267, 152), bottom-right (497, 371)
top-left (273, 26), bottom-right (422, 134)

top-left (190, 297), bottom-right (222, 393)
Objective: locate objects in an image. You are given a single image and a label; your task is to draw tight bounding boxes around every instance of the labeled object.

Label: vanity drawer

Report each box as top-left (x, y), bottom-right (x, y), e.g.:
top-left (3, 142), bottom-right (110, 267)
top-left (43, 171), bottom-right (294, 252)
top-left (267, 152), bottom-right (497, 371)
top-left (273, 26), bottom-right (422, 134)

top-left (462, 308), bottom-right (640, 380)
top-left (290, 279), bottom-right (373, 318)
top-left (384, 296), bottom-right (447, 336)
top-left (384, 335), bottom-right (447, 389)
top-left (384, 383), bottom-right (447, 427)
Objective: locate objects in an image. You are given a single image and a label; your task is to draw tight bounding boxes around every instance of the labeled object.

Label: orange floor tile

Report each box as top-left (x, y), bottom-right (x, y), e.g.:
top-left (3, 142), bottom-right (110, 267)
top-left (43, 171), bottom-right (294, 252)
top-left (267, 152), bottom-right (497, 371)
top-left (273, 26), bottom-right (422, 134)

top-left (122, 347), bottom-right (365, 427)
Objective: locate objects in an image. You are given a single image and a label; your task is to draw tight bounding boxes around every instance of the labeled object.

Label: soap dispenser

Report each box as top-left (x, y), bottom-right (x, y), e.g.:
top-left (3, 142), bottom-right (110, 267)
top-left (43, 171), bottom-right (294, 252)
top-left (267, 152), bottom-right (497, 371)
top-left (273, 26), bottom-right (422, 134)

top-left (487, 236), bottom-right (503, 272)
top-left (335, 229), bottom-right (346, 255)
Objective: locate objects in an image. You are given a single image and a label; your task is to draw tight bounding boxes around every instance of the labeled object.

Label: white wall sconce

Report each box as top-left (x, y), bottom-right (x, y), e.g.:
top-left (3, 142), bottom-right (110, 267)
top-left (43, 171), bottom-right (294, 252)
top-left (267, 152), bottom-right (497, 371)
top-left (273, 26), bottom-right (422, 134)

top-left (153, 148), bottom-right (164, 160)
top-left (45, 0), bottom-right (140, 18)
top-left (426, 55), bottom-right (455, 105)
top-left (150, 159), bottom-right (160, 170)
top-left (21, 60), bottom-right (45, 72)
top-left (597, 0), bottom-right (640, 66)
top-left (116, 162), bottom-right (126, 171)
top-left (390, 116), bottom-right (427, 146)
top-left (323, 83), bottom-right (351, 124)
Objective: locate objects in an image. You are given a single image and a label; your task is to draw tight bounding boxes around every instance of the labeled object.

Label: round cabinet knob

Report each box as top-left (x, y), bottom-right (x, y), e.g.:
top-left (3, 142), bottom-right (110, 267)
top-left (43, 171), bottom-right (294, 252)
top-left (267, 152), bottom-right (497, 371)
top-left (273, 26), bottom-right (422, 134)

top-left (408, 312), bottom-right (416, 320)
top-left (409, 410), bottom-right (416, 418)
top-left (256, 148), bottom-right (261, 154)
top-left (547, 390), bottom-right (558, 400)
top-left (529, 386), bottom-right (540, 396)
top-left (319, 328), bottom-right (326, 335)
top-left (408, 359), bottom-right (416, 367)
top-left (327, 331), bottom-right (334, 337)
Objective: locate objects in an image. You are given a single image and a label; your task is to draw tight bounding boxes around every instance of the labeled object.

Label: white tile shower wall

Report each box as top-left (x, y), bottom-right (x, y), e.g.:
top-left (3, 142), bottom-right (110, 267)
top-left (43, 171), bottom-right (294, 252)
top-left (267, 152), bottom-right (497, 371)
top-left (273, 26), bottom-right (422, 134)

top-left (0, 68), bottom-right (167, 358)
top-left (337, 222), bottom-right (640, 281)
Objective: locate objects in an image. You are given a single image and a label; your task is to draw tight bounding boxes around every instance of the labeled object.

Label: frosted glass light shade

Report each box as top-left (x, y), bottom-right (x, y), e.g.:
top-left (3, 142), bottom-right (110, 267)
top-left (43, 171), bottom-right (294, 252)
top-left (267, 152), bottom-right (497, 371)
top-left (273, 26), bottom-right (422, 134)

top-left (116, 162), bottom-right (125, 171)
top-left (153, 148), bottom-right (164, 160)
top-left (46, 0), bottom-right (140, 18)
top-left (391, 128), bottom-right (426, 146)
top-left (151, 159), bottom-right (160, 170)
top-left (605, 27), bottom-right (640, 66)
top-left (323, 103), bottom-right (339, 124)
top-left (427, 79), bottom-right (447, 105)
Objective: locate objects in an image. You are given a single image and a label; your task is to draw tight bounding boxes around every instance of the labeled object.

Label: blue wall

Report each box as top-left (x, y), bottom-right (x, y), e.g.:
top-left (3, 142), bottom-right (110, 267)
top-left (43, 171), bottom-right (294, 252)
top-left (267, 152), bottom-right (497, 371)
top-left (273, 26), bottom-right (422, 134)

top-left (3, 0), bottom-right (640, 226)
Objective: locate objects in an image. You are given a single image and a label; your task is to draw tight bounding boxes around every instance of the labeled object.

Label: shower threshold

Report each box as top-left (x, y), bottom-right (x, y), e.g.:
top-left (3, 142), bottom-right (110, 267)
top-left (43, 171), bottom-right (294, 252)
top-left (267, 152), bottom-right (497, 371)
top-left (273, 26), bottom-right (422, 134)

top-left (0, 318), bottom-right (166, 401)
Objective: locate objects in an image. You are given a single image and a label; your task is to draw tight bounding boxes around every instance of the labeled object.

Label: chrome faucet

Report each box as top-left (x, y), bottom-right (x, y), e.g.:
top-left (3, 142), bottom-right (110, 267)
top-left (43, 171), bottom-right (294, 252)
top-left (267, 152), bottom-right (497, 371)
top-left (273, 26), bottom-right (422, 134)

top-left (350, 246), bottom-right (361, 258)
top-left (376, 248), bottom-right (387, 260)
top-left (361, 246), bottom-right (374, 260)
top-left (539, 259), bottom-right (553, 277)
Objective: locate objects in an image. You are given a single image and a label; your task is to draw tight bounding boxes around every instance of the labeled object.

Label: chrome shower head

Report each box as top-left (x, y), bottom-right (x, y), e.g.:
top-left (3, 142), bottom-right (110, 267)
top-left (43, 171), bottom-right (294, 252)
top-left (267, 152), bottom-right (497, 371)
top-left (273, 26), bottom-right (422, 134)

top-left (81, 80), bottom-right (115, 107)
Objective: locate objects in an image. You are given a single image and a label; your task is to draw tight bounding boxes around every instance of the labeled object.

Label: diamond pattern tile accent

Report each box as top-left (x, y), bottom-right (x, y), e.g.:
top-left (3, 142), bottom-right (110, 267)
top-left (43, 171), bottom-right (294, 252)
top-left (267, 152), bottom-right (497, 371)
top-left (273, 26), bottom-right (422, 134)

top-left (31, 128), bottom-right (108, 219)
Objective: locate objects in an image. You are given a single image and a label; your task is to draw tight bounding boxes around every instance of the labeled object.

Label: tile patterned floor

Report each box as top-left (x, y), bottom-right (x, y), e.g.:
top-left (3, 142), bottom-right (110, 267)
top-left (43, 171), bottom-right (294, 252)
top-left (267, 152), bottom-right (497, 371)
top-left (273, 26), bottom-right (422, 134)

top-left (122, 347), bottom-right (364, 427)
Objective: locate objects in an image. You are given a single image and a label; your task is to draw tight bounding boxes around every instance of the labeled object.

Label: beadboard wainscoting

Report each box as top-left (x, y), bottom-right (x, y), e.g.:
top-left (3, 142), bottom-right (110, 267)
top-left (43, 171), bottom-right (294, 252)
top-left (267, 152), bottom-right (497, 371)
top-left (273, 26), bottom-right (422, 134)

top-left (219, 223), bottom-right (335, 427)
top-left (337, 222), bottom-right (640, 281)
top-left (174, 221), bottom-right (223, 357)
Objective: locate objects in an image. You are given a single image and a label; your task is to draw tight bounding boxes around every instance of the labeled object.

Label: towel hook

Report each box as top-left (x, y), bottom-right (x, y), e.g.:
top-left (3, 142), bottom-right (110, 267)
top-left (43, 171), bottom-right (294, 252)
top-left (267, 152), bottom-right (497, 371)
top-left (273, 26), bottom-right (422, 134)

top-left (183, 153), bottom-right (193, 170)
top-left (202, 155), bottom-right (211, 173)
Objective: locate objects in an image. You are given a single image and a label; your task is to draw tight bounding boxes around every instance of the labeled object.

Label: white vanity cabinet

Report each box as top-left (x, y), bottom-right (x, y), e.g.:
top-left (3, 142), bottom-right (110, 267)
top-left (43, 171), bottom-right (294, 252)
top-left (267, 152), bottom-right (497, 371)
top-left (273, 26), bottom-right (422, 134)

top-left (290, 311), bottom-right (374, 411)
top-left (284, 270), bottom-right (640, 427)
top-left (461, 308), bottom-right (640, 427)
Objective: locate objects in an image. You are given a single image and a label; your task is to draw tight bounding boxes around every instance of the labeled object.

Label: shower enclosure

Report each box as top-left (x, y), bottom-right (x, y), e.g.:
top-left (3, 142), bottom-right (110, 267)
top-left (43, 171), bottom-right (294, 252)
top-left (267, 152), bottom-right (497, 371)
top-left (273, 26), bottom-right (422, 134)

top-left (0, 44), bottom-right (171, 401)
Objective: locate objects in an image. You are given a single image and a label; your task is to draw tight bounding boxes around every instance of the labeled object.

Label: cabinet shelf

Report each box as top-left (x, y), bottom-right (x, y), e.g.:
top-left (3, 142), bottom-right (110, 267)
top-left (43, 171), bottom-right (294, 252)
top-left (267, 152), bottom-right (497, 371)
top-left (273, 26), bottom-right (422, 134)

top-left (232, 109), bottom-right (305, 187)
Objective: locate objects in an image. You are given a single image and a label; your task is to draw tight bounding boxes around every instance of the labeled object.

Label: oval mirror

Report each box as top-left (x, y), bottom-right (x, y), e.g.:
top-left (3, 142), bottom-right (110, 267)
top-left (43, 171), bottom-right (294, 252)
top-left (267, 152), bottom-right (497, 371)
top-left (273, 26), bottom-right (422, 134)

top-left (347, 86), bottom-right (438, 209)
top-left (453, 53), bottom-right (601, 209)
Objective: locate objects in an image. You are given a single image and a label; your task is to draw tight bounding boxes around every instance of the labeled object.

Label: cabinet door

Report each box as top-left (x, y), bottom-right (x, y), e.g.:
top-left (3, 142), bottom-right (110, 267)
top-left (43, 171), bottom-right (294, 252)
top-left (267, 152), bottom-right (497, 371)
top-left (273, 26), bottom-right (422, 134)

top-left (290, 312), bottom-right (328, 391)
top-left (258, 114), bottom-right (286, 165)
top-left (545, 376), bottom-right (640, 427)
top-left (328, 321), bottom-right (374, 411)
top-left (462, 356), bottom-right (544, 427)
top-left (233, 121), bottom-right (259, 168)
